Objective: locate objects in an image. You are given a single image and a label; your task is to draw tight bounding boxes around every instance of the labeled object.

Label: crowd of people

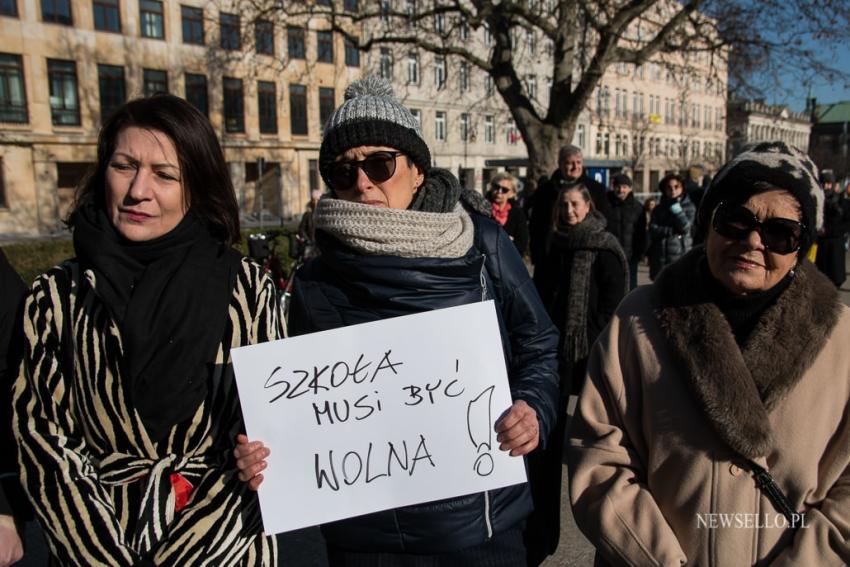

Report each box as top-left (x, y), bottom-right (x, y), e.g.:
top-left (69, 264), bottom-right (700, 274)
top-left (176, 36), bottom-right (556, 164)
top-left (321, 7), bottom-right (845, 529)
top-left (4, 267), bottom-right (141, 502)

top-left (1, 76), bottom-right (849, 567)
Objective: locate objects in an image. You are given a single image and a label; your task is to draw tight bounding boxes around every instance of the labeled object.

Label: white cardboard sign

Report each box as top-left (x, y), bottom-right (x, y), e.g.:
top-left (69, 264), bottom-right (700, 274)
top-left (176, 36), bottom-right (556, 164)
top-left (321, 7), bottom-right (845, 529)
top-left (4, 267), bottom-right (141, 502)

top-left (231, 300), bottom-right (527, 535)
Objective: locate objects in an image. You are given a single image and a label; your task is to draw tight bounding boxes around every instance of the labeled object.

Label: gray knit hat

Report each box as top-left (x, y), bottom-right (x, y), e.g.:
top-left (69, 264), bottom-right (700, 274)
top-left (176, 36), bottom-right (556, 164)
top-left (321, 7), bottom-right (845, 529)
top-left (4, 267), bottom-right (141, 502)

top-left (698, 141), bottom-right (823, 246)
top-left (319, 76), bottom-right (431, 188)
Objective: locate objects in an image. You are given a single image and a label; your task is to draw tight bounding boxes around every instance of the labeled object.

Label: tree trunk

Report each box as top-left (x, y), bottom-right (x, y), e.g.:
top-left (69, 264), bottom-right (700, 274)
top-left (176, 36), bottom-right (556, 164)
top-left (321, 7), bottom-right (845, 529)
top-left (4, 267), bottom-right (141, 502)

top-left (517, 119), bottom-right (578, 197)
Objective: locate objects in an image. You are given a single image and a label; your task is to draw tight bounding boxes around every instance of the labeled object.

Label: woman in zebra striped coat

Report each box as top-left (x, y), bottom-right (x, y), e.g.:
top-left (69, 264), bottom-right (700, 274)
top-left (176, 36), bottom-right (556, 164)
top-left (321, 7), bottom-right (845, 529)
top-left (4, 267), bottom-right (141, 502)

top-left (12, 96), bottom-right (282, 566)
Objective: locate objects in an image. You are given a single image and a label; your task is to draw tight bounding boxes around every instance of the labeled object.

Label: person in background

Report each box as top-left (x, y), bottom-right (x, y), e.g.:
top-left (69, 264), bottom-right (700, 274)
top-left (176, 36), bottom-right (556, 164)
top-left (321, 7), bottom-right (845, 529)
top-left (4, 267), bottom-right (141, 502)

top-left (570, 141), bottom-right (850, 566)
top-left (234, 76), bottom-right (559, 567)
top-left (13, 95), bottom-right (282, 566)
top-left (647, 173), bottom-right (696, 280)
top-left (298, 189), bottom-right (322, 259)
top-left (487, 172), bottom-right (529, 256)
top-left (0, 249), bottom-right (27, 567)
top-left (815, 170), bottom-right (850, 287)
top-left (606, 174), bottom-right (647, 289)
top-left (529, 184), bottom-right (627, 565)
top-left (529, 145), bottom-right (612, 267)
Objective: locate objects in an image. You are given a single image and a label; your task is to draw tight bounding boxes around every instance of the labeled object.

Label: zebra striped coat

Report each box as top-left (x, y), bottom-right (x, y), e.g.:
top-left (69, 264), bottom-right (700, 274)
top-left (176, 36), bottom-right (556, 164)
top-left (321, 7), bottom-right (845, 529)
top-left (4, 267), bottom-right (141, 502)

top-left (13, 258), bottom-right (282, 566)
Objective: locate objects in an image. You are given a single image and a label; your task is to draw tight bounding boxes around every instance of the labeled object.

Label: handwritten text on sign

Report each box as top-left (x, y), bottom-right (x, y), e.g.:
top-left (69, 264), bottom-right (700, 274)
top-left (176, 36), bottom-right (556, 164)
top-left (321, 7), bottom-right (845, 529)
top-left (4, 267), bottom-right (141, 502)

top-left (231, 301), bottom-right (527, 535)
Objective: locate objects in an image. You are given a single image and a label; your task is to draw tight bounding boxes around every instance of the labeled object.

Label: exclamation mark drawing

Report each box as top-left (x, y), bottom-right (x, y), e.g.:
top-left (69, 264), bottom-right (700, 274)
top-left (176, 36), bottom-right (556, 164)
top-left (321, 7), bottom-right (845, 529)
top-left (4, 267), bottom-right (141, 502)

top-left (467, 385), bottom-right (495, 476)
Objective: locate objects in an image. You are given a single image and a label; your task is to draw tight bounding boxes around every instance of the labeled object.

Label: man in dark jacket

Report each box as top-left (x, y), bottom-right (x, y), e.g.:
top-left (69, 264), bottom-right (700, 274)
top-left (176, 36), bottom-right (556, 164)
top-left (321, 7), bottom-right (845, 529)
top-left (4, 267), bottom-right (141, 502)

top-left (528, 145), bottom-right (612, 266)
top-left (816, 171), bottom-right (850, 288)
top-left (0, 248), bottom-right (27, 567)
top-left (607, 174), bottom-right (646, 289)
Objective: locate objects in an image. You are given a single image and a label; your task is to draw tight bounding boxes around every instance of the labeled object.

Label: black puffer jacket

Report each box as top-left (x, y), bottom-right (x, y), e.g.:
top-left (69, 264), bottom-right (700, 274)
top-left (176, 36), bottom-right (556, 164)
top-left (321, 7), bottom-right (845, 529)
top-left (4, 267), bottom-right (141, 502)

top-left (288, 214), bottom-right (559, 554)
top-left (606, 192), bottom-right (646, 262)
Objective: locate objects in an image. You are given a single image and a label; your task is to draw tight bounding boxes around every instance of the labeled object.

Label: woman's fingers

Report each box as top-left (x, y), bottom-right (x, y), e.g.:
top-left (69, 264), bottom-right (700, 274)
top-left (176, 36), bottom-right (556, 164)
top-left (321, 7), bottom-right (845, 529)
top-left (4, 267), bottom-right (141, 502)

top-left (234, 437), bottom-right (270, 489)
top-left (494, 400), bottom-right (540, 456)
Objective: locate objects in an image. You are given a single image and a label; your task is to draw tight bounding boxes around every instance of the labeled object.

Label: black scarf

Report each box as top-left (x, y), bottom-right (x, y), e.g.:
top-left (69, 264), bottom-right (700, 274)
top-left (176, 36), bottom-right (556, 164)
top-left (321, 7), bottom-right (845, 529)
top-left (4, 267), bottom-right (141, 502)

top-left (409, 167), bottom-right (492, 217)
top-left (548, 211), bottom-right (627, 362)
top-left (73, 203), bottom-right (242, 442)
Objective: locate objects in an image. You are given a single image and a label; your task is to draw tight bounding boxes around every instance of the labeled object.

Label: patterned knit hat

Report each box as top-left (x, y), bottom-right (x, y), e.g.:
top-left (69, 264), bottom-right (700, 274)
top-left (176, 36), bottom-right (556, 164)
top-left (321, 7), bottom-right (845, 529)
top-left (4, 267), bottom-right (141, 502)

top-left (319, 76), bottom-right (431, 189)
top-left (698, 141), bottom-right (823, 244)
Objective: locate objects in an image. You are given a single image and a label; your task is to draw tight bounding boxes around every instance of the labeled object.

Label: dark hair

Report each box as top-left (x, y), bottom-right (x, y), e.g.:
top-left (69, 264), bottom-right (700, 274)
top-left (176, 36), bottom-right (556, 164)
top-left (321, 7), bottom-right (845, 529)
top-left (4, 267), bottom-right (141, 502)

top-left (658, 173), bottom-right (685, 195)
top-left (70, 95), bottom-right (240, 244)
top-left (552, 184), bottom-right (594, 229)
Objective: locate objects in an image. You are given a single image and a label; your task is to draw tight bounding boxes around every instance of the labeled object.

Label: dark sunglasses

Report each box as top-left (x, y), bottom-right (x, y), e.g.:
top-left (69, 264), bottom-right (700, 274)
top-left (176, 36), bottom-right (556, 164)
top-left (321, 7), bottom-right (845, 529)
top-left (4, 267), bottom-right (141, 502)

top-left (711, 202), bottom-right (805, 255)
top-left (329, 151), bottom-right (403, 191)
top-left (491, 185), bottom-right (512, 194)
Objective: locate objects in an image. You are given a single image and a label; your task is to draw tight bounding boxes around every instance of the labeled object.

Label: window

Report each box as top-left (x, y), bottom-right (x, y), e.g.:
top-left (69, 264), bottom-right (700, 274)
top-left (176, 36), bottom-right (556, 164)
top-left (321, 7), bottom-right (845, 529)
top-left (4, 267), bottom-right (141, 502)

top-left (484, 115), bottom-right (494, 144)
top-left (434, 56), bottom-right (446, 90)
top-left (506, 120), bottom-right (519, 145)
top-left (526, 29), bottom-right (536, 55)
top-left (288, 26), bottom-right (305, 59)
top-left (380, 0), bottom-right (390, 24)
top-left (181, 6), bottom-right (203, 44)
top-left (1, 0), bottom-right (17, 17)
top-left (459, 112), bottom-right (469, 142)
top-left (576, 124), bottom-right (585, 149)
top-left (319, 87), bottom-right (334, 131)
top-left (459, 21), bottom-right (468, 40)
top-left (316, 0), bottom-right (331, 5)
top-left (97, 64), bottom-right (125, 121)
top-left (405, 0), bottom-right (416, 20)
top-left (220, 13), bottom-right (240, 50)
top-left (140, 0), bottom-right (164, 38)
top-left (344, 37), bottom-right (359, 67)
top-left (485, 74), bottom-right (493, 96)
top-left (41, 0), bottom-right (71, 24)
top-left (0, 54), bottom-right (26, 123)
top-left (483, 23), bottom-right (491, 45)
top-left (343, 0), bottom-right (357, 11)
top-left (379, 48), bottom-right (392, 79)
top-left (407, 51), bottom-right (419, 84)
top-left (434, 111), bottom-right (446, 141)
top-left (184, 72), bottom-right (207, 115)
top-left (93, 0), bottom-right (120, 32)
top-left (289, 84), bottom-right (307, 135)
top-left (525, 74), bottom-right (536, 99)
top-left (317, 31), bottom-right (333, 63)
top-left (433, 13), bottom-right (444, 33)
top-left (255, 19), bottom-right (273, 55)
top-left (47, 59), bottom-right (79, 125)
top-left (223, 77), bottom-right (244, 133)
top-left (258, 81), bottom-right (277, 134)
top-left (459, 62), bottom-right (469, 92)
top-left (309, 159), bottom-right (319, 192)
top-left (143, 68), bottom-right (167, 95)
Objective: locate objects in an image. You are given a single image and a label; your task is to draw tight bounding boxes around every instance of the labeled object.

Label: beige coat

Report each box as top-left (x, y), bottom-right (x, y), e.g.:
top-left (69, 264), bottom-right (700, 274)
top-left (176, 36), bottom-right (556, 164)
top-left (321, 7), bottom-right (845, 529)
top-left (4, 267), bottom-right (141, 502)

top-left (569, 249), bottom-right (850, 566)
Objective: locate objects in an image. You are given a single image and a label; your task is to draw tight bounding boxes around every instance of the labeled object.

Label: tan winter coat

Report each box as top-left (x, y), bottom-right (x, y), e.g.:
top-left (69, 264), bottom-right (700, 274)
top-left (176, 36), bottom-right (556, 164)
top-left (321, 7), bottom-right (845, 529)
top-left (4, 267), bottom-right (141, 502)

top-left (569, 249), bottom-right (850, 566)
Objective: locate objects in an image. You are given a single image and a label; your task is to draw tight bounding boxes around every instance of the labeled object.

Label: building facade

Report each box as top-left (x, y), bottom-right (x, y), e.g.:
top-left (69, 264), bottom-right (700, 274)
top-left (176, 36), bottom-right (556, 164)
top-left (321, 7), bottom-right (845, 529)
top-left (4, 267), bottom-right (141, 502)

top-left (726, 100), bottom-right (811, 158)
top-left (0, 0), bottom-right (362, 235)
top-left (1, 0), bottom-right (729, 235)
top-left (808, 100), bottom-right (850, 182)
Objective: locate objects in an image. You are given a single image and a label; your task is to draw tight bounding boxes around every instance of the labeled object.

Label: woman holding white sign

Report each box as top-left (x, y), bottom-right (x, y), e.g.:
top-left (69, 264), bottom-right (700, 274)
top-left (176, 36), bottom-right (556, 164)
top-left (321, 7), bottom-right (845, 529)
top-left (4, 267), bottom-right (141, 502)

top-left (13, 96), bottom-right (283, 565)
top-left (236, 76), bottom-right (560, 565)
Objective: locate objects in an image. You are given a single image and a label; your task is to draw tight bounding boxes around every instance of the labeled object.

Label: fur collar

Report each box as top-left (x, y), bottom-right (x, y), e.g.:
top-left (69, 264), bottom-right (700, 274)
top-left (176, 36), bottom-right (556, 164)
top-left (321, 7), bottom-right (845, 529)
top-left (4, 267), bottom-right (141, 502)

top-left (654, 248), bottom-right (840, 459)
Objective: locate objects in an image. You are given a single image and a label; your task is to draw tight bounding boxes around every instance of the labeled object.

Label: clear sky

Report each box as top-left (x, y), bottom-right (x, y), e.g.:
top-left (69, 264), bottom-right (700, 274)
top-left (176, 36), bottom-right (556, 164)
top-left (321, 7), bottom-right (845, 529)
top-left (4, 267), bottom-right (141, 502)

top-left (770, 39), bottom-right (850, 113)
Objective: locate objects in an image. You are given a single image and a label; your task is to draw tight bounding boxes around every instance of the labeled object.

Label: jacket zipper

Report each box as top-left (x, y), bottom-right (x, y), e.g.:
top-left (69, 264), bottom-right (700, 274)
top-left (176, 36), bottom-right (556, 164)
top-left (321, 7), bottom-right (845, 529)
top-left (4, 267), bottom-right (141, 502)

top-left (484, 490), bottom-right (493, 539)
top-left (479, 255), bottom-right (489, 301)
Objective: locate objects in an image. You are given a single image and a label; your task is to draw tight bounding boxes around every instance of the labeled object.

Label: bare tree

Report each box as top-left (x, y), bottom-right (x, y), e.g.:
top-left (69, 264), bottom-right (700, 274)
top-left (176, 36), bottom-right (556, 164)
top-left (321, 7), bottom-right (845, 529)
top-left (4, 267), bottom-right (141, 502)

top-left (244, 0), bottom-right (849, 193)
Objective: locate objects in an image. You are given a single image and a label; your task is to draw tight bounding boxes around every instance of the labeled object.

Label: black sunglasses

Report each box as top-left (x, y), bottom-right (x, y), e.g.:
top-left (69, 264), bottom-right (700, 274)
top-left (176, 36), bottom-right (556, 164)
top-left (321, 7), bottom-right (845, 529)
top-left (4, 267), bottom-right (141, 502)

top-left (330, 151), bottom-right (403, 191)
top-left (491, 185), bottom-right (512, 194)
top-left (711, 202), bottom-right (805, 255)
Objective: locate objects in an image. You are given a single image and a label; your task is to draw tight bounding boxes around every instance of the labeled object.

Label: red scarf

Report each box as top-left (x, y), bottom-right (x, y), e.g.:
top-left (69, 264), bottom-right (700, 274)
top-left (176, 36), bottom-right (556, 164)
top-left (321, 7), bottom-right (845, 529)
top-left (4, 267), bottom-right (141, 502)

top-left (491, 201), bottom-right (511, 226)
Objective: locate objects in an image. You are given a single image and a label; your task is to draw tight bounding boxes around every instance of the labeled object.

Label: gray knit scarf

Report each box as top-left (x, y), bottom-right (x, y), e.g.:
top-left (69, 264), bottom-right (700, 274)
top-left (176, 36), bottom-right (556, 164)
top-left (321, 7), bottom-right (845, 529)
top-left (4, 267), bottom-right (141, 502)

top-left (315, 169), bottom-right (488, 258)
top-left (549, 211), bottom-right (627, 362)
